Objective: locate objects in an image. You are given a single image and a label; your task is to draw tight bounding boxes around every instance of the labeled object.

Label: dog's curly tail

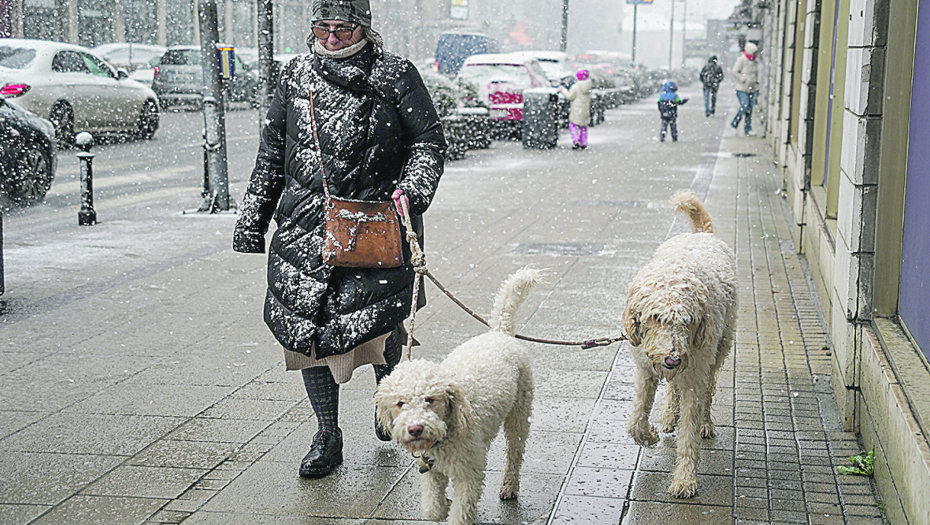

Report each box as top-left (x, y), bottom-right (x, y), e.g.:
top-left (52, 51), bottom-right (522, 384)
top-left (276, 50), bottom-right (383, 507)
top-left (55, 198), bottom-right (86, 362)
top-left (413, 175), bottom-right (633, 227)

top-left (671, 190), bottom-right (715, 233)
top-left (489, 267), bottom-right (544, 336)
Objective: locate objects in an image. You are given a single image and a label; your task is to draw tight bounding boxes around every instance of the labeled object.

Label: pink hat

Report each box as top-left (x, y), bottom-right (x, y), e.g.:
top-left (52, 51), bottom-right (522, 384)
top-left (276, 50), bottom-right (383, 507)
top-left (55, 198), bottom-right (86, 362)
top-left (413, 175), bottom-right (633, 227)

top-left (576, 69), bottom-right (589, 81)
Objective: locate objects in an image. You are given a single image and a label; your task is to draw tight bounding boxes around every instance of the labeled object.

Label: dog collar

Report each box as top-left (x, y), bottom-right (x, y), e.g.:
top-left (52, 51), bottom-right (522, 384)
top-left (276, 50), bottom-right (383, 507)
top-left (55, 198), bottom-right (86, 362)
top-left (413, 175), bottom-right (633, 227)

top-left (412, 442), bottom-right (442, 473)
top-left (412, 451), bottom-right (435, 473)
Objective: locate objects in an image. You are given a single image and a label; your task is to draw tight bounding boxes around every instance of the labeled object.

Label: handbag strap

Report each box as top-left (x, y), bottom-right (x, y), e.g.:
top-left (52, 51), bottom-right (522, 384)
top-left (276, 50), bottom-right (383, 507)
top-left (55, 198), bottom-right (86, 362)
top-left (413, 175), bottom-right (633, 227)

top-left (307, 89), bottom-right (332, 203)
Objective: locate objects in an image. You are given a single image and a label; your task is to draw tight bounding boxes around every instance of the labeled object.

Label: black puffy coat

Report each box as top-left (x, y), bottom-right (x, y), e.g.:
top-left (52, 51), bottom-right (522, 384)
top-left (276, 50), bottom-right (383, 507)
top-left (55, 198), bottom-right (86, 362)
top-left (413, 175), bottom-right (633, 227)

top-left (233, 44), bottom-right (446, 359)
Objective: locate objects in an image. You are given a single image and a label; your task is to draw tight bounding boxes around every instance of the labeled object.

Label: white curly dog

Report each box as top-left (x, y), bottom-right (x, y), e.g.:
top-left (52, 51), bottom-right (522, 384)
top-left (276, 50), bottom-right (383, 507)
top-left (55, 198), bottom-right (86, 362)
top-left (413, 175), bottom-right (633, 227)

top-left (623, 191), bottom-right (738, 499)
top-left (374, 268), bottom-right (541, 525)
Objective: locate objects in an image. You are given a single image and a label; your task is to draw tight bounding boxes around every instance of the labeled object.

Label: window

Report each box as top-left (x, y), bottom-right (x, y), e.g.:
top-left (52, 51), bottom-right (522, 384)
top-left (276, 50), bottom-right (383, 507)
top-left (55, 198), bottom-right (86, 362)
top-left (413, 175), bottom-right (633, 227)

top-left (52, 51), bottom-right (88, 73)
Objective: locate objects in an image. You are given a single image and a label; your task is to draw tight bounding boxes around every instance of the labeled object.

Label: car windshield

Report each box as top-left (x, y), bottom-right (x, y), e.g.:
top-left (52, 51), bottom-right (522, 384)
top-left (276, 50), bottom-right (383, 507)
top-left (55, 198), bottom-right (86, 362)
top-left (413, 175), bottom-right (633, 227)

top-left (535, 60), bottom-right (564, 79)
top-left (161, 49), bottom-right (200, 66)
top-left (0, 46), bottom-right (37, 69)
top-left (458, 64), bottom-right (529, 86)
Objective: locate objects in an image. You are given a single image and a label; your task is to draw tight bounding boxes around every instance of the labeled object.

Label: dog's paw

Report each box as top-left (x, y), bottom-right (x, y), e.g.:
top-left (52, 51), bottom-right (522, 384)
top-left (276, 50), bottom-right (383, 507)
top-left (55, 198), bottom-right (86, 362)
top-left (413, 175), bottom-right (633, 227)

top-left (700, 422), bottom-right (716, 439)
top-left (499, 486), bottom-right (518, 500)
top-left (628, 422), bottom-right (660, 447)
top-left (424, 498), bottom-right (451, 521)
top-left (668, 478), bottom-right (698, 499)
top-left (660, 421), bottom-right (677, 433)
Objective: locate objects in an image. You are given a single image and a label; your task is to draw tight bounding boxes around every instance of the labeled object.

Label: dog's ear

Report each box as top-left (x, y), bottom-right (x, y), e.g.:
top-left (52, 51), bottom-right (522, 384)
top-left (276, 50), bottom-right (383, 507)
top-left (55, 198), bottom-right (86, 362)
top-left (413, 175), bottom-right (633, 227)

top-left (373, 389), bottom-right (394, 435)
top-left (444, 381), bottom-right (475, 436)
top-left (623, 303), bottom-right (642, 347)
top-left (691, 314), bottom-right (713, 350)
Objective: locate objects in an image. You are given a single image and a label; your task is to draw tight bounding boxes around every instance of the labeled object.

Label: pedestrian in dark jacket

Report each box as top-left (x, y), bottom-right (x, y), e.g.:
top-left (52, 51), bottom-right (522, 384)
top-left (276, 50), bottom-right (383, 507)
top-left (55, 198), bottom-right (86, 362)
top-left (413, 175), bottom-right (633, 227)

top-left (657, 80), bottom-right (688, 142)
top-left (232, 0), bottom-right (446, 479)
top-left (699, 55), bottom-right (724, 117)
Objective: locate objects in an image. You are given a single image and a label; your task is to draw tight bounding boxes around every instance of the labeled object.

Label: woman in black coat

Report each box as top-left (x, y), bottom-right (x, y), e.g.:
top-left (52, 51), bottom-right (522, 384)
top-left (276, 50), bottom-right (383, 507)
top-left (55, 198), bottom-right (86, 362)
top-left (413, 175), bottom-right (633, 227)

top-left (233, 0), bottom-right (446, 478)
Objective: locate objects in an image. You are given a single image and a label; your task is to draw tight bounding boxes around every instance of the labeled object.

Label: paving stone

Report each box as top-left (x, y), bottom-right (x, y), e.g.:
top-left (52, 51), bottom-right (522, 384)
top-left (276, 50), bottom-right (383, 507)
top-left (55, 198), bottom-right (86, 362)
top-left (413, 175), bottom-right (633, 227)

top-left (27, 495), bottom-right (166, 525)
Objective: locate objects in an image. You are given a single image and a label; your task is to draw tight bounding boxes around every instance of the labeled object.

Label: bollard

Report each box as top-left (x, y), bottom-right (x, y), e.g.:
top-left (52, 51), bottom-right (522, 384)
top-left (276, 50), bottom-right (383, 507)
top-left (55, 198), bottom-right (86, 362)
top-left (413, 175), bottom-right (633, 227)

top-left (76, 132), bottom-right (97, 226)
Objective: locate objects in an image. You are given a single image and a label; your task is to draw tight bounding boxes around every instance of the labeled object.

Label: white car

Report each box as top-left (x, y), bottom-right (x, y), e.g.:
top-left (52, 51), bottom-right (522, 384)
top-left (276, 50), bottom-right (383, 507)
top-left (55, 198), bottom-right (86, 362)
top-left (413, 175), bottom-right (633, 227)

top-left (509, 50), bottom-right (575, 86)
top-left (92, 42), bottom-right (167, 72)
top-left (0, 39), bottom-right (160, 146)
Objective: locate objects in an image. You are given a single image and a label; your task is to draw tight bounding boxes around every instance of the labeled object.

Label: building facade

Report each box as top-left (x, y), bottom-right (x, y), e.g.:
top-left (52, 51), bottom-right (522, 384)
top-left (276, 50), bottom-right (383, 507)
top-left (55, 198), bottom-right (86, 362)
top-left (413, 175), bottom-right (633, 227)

top-left (755, 0), bottom-right (930, 521)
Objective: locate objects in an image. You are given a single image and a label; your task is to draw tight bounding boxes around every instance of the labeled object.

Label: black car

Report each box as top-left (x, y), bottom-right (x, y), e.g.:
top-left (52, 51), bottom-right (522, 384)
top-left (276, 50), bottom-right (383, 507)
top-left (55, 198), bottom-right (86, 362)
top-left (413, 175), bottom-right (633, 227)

top-left (0, 98), bottom-right (57, 205)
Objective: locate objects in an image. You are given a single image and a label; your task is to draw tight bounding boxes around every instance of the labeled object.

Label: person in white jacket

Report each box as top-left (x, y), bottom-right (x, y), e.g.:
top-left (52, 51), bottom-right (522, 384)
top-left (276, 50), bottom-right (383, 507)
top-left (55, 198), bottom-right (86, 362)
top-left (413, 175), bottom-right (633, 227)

top-left (559, 69), bottom-right (594, 149)
top-left (730, 42), bottom-right (760, 135)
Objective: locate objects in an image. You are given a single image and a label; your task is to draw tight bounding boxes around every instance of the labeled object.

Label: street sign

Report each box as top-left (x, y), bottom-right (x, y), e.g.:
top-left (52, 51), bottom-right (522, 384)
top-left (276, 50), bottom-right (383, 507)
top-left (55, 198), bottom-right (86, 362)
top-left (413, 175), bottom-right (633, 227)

top-left (451, 0), bottom-right (467, 20)
top-left (626, 0), bottom-right (653, 4)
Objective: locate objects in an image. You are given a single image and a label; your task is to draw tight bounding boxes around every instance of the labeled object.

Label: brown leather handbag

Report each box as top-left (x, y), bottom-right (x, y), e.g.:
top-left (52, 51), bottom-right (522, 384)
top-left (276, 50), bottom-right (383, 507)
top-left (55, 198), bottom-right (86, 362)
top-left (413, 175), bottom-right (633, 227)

top-left (309, 91), bottom-right (404, 268)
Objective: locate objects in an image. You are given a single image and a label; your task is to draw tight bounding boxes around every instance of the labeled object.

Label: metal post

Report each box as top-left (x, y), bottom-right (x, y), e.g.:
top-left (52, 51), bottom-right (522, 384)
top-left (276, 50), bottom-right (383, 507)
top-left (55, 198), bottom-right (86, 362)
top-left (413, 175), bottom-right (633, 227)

top-left (560, 0), bottom-right (569, 53)
top-left (669, 0), bottom-right (675, 70)
top-left (76, 132), bottom-right (96, 226)
top-left (198, 0), bottom-right (232, 212)
top-left (257, 0), bottom-right (274, 132)
top-left (632, 4), bottom-right (638, 64)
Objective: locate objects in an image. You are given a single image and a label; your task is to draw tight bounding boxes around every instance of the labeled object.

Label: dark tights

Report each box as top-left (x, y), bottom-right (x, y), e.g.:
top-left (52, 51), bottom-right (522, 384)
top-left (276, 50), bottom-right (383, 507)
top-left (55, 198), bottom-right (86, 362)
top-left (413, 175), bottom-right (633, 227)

top-left (301, 329), bottom-right (402, 435)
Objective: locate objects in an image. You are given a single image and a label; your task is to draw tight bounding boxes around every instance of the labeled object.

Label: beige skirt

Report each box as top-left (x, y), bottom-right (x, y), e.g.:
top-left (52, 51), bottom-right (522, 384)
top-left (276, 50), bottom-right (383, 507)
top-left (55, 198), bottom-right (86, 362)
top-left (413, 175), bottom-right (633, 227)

top-left (283, 332), bottom-right (390, 384)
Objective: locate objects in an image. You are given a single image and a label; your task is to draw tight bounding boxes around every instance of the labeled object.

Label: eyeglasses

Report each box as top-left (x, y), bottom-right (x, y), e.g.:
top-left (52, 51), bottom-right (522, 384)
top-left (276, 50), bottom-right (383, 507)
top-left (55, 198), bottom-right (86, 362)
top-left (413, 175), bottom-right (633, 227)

top-left (311, 24), bottom-right (358, 41)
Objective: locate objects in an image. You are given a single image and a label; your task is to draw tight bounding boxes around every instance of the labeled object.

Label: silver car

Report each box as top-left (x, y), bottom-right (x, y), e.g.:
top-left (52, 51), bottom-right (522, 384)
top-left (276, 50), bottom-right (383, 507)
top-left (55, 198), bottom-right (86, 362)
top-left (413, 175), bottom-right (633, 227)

top-left (0, 38), bottom-right (160, 146)
top-left (152, 45), bottom-right (259, 109)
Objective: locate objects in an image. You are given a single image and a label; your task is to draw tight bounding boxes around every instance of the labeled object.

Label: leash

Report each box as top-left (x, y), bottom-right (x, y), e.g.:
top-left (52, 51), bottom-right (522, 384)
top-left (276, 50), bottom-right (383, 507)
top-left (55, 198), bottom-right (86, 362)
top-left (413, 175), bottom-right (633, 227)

top-left (396, 199), bottom-right (626, 359)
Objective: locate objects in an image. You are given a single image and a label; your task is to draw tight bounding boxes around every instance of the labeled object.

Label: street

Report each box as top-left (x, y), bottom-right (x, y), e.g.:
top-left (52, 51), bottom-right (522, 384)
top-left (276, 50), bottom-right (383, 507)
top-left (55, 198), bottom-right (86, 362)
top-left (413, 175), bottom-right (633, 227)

top-left (0, 89), bottom-right (883, 525)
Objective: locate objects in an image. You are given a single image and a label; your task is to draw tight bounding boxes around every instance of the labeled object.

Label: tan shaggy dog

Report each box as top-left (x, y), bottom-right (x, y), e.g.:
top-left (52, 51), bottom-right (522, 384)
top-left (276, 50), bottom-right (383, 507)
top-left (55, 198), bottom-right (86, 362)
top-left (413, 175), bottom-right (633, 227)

top-left (373, 268), bottom-right (541, 525)
top-left (623, 191), bottom-right (738, 498)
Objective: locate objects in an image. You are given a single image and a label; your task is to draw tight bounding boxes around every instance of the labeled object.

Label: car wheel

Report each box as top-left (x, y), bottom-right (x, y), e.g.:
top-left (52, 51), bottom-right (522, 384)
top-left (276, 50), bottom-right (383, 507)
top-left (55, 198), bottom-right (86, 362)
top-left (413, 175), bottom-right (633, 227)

top-left (137, 99), bottom-right (159, 140)
top-left (4, 142), bottom-right (52, 205)
top-left (50, 103), bottom-right (75, 149)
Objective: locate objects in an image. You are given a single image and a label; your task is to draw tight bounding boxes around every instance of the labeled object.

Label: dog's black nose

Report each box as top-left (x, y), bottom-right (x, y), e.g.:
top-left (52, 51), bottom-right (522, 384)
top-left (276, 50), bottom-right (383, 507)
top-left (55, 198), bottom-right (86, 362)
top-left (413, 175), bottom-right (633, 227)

top-left (407, 425), bottom-right (424, 438)
top-left (664, 356), bottom-right (681, 368)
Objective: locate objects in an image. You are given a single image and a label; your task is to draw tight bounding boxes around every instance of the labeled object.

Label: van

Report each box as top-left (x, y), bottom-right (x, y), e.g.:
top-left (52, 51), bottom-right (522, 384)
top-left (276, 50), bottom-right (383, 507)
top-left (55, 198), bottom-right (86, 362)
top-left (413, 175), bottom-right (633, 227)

top-left (434, 32), bottom-right (499, 77)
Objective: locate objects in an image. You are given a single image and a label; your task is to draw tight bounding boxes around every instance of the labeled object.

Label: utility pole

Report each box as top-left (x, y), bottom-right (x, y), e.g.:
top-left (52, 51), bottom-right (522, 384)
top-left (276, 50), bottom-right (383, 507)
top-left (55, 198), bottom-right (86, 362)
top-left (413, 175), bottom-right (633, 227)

top-left (632, 3), bottom-right (638, 63)
top-left (560, 0), bottom-right (569, 52)
top-left (257, 0), bottom-right (274, 132)
top-left (668, 0), bottom-right (675, 70)
top-left (198, 0), bottom-right (232, 212)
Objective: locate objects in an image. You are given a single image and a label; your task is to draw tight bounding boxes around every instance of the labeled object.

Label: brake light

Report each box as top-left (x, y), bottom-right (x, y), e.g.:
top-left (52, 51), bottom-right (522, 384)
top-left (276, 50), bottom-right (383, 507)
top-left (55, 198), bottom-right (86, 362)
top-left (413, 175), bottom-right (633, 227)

top-left (1, 83), bottom-right (30, 97)
top-left (433, 59), bottom-right (439, 72)
top-left (153, 66), bottom-right (159, 80)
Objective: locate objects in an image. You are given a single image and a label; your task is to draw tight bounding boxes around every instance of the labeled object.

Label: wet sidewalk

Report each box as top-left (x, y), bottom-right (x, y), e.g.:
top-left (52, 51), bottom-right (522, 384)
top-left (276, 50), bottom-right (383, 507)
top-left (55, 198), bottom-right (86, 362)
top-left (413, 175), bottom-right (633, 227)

top-left (547, 125), bottom-right (886, 525)
top-left (0, 84), bottom-right (885, 525)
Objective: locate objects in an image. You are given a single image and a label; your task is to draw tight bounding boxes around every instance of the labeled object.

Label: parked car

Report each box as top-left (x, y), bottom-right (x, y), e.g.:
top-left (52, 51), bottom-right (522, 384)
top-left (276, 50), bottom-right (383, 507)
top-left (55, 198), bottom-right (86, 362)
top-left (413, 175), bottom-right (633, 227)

top-left (0, 39), bottom-right (160, 146)
top-left (152, 45), bottom-right (259, 109)
top-left (434, 32), bottom-right (499, 77)
top-left (455, 53), bottom-right (550, 138)
top-left (92, 42), bottom-right (166, 72)
top-left (128, 54), bottom-right (162, 84)
top-left (0, 98), bottom-right (56, 205)
top-left (511, 50), bottom-right (574, 86)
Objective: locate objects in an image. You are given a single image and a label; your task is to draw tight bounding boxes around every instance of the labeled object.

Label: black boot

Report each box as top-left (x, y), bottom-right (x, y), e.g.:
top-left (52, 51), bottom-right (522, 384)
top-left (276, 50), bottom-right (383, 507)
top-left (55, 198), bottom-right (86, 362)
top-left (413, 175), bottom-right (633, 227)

top-left (299, 430), bottom-right (343, 478)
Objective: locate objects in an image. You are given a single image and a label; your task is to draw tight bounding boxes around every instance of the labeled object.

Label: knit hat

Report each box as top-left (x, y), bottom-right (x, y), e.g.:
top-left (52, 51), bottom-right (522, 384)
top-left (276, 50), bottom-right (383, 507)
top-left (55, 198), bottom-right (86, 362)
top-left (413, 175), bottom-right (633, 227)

top-left (744, 42), bottom-right (758, 56)
top-left (311, 0), bottom-right (372, 27)
top-left (576, 69), bottom-right (589, 81)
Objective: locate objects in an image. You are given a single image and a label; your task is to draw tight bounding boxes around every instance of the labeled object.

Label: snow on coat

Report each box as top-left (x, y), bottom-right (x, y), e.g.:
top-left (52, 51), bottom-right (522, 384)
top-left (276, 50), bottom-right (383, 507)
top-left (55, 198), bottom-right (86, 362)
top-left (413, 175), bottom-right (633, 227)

top-left (560, 78), bottom-right (593, 126)
top-left (699, 57), bottom-right (724, 91)
top-left (233, 44), bottom-right (446, 359)
top-left (731, 48), bottom-right (760, 93)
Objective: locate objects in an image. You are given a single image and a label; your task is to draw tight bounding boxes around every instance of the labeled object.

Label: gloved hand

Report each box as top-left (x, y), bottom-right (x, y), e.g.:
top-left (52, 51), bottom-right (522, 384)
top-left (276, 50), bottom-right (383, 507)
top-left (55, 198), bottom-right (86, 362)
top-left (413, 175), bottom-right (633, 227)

top-left (392, 189), bottom-right (410, 219)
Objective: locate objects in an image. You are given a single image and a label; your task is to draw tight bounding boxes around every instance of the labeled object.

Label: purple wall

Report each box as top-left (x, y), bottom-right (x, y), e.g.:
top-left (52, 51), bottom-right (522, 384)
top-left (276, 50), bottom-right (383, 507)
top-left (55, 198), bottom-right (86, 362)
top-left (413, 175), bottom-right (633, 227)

top-left (900, 0), bottom-right (930, 359)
